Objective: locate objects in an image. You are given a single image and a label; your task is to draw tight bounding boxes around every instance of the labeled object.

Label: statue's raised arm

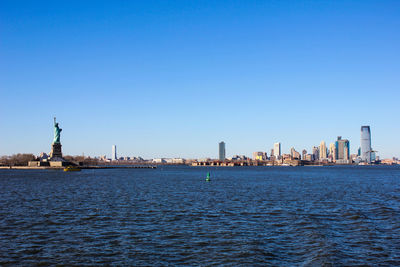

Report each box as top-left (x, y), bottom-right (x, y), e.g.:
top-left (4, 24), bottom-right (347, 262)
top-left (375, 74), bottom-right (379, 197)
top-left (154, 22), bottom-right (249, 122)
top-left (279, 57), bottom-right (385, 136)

top-left (53, 117), bottom-right (62, 144)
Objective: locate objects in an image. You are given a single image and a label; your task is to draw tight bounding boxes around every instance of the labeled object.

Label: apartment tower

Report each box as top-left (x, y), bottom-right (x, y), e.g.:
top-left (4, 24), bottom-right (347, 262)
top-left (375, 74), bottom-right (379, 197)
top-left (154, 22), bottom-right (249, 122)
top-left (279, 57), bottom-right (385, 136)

top-left (112, 145), bottom-right (117, 161)
top-left (219, 141), bottom-right (226, 161)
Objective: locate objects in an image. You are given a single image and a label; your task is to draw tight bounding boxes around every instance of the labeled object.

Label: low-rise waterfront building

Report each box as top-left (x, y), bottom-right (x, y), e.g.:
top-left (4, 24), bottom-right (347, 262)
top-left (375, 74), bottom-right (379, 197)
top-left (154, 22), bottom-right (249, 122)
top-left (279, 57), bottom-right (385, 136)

top-left (252, 152), bottom-right (267, 161)
top-left (230, 155), bottom-right (248, 161)
top-left (152, 158), bottom-right (166, 164)
top-left (381, 158), bottom-right (400, 165)
top-left (305, 154), bottom-right (313, 161)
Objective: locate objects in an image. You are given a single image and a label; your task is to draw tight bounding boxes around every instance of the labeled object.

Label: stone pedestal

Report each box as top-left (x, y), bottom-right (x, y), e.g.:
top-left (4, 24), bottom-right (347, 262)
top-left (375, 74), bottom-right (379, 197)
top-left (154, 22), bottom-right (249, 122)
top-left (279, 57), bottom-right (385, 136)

top-left (49, 161), bottom-right (68, 167)
top-left (28, 161), bottom-right (50, 167)
top-left (50, 143), bottom-right (63, 160)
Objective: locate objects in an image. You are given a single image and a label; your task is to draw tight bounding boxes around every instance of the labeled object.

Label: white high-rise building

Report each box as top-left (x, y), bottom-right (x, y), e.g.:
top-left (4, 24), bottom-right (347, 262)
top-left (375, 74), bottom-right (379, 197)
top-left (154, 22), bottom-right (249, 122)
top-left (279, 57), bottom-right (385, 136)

top-left (329, 143), bottom-right (336, 162)
top-left (274, 142), bottom-right (281, 159)
top-left (112, 145), bottom-right (117, 160)
top-left (319, 141), bottom-right (327, 160)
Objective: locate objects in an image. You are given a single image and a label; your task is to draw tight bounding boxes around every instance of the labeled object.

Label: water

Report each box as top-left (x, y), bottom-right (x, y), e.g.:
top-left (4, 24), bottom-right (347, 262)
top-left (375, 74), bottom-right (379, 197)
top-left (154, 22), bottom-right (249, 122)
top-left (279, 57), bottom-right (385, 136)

top-left (0, 166), bottom-right (399, 265)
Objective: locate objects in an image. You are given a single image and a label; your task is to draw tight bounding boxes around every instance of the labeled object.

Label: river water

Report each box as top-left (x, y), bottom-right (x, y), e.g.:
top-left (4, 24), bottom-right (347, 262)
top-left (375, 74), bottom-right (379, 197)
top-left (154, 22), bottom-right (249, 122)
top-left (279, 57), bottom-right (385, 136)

top-left (0, 166), bottom-right (399, 265)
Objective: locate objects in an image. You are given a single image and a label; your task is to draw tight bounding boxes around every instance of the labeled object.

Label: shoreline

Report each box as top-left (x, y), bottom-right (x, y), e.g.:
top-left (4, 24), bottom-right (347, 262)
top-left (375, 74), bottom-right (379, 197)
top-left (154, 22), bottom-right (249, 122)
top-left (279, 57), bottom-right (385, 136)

top-left (0, 165), bottom-right (157, 170)
top-left (1, 164), bottom-right (395, 170)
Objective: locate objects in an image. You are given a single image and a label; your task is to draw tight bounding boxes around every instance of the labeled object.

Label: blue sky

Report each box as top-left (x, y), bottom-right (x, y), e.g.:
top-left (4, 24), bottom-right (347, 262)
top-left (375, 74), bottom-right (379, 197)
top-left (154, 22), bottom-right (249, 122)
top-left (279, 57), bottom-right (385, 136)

top-left (1, 0), bottom-right (399, 159)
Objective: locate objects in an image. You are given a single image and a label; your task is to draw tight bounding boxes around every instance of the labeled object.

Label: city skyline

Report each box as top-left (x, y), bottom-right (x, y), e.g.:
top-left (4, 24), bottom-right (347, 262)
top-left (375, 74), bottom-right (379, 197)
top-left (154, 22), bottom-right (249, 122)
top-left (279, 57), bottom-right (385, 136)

top-left (7, 120), bottom-right (390, 163)
top-left (105, 125), bottom-right (377, 161)
top-left (0, 121), bottom-right (397, 160)
top-left (20, 123), bottom-right (388, 165)
top-left (1, 1), bottom-right (399, 158)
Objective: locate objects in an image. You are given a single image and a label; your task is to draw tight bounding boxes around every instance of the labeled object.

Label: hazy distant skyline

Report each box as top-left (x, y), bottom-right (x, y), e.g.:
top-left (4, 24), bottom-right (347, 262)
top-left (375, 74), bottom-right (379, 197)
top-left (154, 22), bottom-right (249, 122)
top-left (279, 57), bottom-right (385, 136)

top-left (1, 1), bottom-right (399, 159)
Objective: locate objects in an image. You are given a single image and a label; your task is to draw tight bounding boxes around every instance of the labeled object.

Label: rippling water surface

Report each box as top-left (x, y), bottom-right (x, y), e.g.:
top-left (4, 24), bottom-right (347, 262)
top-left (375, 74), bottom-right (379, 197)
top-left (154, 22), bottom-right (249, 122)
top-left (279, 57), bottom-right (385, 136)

top-left (1, 166), bottom-right (400, 265)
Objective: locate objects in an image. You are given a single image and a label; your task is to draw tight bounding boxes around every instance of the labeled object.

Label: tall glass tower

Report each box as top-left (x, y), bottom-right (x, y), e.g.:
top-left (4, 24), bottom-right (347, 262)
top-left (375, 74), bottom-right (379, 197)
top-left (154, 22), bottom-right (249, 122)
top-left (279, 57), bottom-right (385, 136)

top-left (219, 141), bottom-right (226, 161)
top-left (112, 145), bottom-right (117, 161)
top-left (274, 142), bottom-right (281, 159)
top-left (335, 136), bottom-right (350, 163)
top-left (360, 126), bottom-right (371, 163)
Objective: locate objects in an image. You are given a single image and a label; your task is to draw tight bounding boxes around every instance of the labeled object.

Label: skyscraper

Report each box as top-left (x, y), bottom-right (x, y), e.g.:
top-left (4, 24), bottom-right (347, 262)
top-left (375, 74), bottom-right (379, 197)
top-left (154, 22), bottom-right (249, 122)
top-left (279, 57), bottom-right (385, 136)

top-left (312, 146), bottom-right (319, 161)
top-left (329, 143), bottom-right (336, 162)
top-left (335, 136), bottom-right (350, 163)
top-left (290, 147), bottom-right (296, 159)
top-left (319, 141), bottom-right (327, 160)
top-left (112, 145), bottom-right (117, 160)
top-left (289, 147), bottom-right (300, 159)
top-left (302, 149), bottom-right (307, 160)
top-left (360, 126), bottom-right (372, 163)
top-left (219, 141), bottom-right (226, 161)
top-left (274, 142), bottom-right (281, 159)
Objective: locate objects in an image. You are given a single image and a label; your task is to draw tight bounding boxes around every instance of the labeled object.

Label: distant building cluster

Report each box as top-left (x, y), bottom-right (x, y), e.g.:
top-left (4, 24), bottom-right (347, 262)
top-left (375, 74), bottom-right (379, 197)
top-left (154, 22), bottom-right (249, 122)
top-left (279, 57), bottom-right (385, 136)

top-left (207, 125), bottom-right (391, 166)
top-left (152, 158), bottom-right (185, 164)
top-left (246, 135), bottom-right (351, 164)
top-left (94, 145), bottom-right (145, 163)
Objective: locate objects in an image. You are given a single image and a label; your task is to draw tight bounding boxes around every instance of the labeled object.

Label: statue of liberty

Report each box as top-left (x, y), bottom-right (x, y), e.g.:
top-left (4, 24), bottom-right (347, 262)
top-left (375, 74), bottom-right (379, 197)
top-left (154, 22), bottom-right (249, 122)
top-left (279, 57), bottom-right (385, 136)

top-left (53, 117), bottom-right (62, 144)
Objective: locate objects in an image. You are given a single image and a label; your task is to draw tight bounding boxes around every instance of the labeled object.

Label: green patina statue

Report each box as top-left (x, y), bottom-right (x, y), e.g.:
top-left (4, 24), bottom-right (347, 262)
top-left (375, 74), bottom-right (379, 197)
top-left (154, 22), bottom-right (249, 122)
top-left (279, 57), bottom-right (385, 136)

top-left (53, 117), bottom-right (62, 144)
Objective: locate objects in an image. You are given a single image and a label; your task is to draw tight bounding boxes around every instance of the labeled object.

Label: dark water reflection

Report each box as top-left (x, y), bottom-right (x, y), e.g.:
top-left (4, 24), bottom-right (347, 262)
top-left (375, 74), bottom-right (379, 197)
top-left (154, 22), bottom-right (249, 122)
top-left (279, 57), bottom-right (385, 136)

top-left (0, 166), bottom-right (399, 265)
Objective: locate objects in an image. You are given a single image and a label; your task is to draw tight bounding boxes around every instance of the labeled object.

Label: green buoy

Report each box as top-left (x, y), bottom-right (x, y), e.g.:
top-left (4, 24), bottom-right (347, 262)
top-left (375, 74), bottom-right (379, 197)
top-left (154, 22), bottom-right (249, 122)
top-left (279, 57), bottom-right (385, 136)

top-left (206, 172), bottom-right (211, 182)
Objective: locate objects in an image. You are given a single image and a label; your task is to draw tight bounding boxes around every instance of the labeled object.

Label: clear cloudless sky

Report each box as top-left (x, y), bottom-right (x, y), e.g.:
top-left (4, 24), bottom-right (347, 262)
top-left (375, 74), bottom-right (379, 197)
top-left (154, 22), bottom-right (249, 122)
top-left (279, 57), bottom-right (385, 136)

top-left (1, 0), bottom-right (399, 159)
